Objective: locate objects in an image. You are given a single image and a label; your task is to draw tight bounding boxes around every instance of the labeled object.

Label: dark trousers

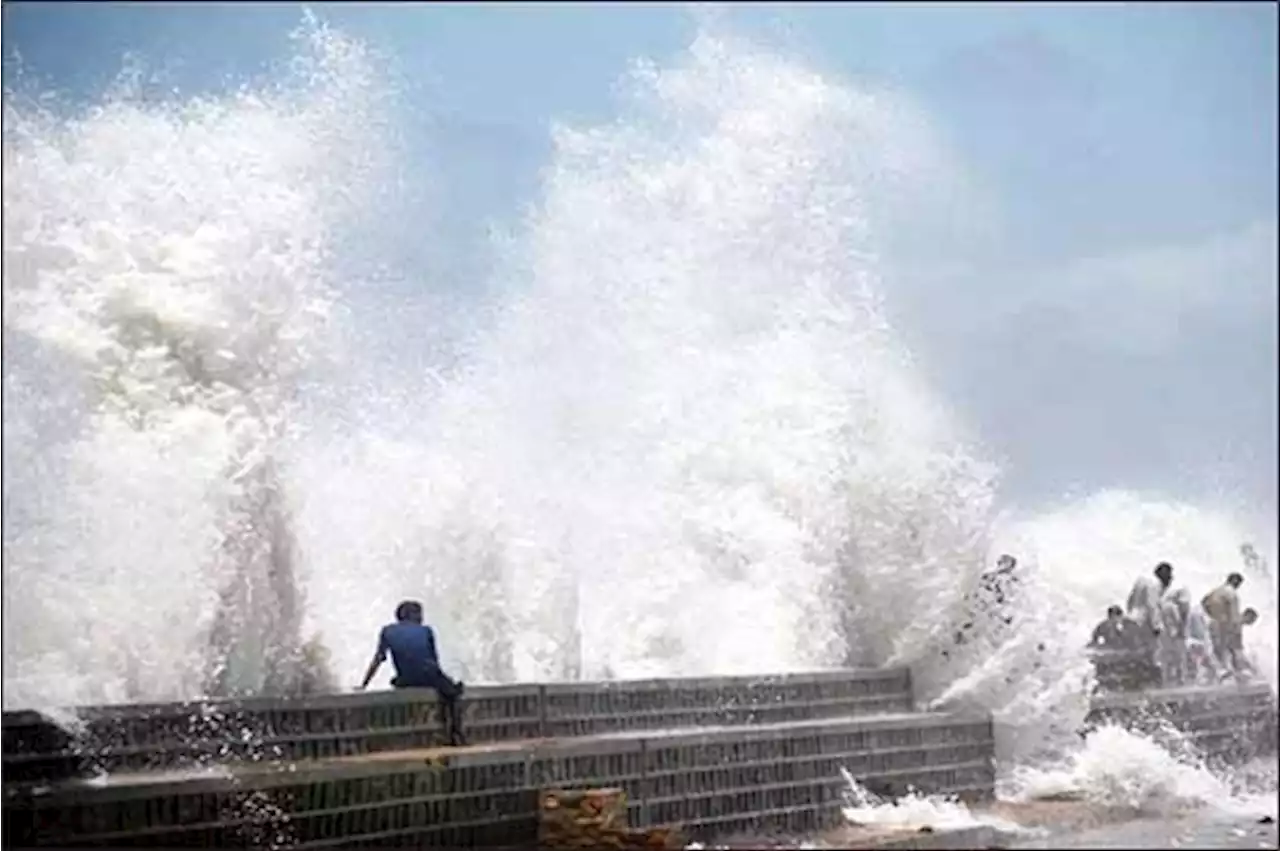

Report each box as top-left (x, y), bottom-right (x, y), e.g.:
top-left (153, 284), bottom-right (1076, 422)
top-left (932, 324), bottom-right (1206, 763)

top-left (392, 666), bottom-right (466, 745)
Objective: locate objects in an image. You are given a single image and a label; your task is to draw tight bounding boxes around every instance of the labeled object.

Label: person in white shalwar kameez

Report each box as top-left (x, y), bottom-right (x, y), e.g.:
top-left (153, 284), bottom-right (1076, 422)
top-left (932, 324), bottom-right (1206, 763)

top-left (1126, 562), bottom-right (1174, 650)
top-left (1184, 603), bottom-right (1218, 684)
top-left (1157, 587), bottom-right (1192, 685)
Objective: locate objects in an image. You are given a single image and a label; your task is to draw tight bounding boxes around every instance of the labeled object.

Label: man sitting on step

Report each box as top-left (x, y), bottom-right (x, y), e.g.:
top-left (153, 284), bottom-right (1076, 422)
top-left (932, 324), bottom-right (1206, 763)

top-left (1088, 605), bottom-right (1158, 691)
top-left (359, 600), bottom-right (468, 745)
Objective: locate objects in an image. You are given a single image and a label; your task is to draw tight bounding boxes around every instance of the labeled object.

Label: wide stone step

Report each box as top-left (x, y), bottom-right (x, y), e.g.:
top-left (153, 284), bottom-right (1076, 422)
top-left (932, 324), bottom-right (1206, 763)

top-left (3, 710), bottom-right (996, 849)
top-left (2, 668), bottom-right (914, 783)
top-left (1084, 681), bottom-right (1277, 764)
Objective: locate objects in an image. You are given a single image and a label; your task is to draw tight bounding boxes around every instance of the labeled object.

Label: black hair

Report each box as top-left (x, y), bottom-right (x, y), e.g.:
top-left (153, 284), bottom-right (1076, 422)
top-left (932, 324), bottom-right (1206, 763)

top-left (1107, 605), bottom-right (1123, 617)
top-left (395, 600), bottom-right (424, 622)
top-left (1154, 562), bottom-right (1173, 574)
top-left (1227, 572), bottom-right (1244, 585)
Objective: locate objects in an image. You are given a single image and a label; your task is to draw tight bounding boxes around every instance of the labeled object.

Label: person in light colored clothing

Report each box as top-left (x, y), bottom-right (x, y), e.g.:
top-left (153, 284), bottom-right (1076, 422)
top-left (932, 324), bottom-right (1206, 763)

top-left (1126, 562), bottom-right (1173, 651)
top-left (1183, 601), bottom-right (1218, 684)
top-left (1224, 607), bottom-right (1259, 678)
top-left (1201, 572), bottom-right (1245, 676)
top-left (1157, 587), bottom-right (1192, 685)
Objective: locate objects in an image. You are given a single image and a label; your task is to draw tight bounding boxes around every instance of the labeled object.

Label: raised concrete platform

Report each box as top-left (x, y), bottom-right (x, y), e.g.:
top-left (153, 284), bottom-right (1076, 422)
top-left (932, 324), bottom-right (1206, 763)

top-left (3, 710), bottom-right (996, 848)
top-left (2, 669), bottom-right (914, 783)
top-left (1085, 682), bottom-right (1278, 763)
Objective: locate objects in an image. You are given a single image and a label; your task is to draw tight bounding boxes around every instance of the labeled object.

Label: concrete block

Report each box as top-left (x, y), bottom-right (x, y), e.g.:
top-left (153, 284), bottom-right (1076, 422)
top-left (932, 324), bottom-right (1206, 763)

top-left (2, 685), bottom-right (546, 783)
top-left (4, 710), bottom-right (995, 849)
top-left (538, 670), bottom-right (914, 739)
top-left (5, 672), bottom-right (916, 783)
top-left (1085, 682), bottom-right (1277, 763)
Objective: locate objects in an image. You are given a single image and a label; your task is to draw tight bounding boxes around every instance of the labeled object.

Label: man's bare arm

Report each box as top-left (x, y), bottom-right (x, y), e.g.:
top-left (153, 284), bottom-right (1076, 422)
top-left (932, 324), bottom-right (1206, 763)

top-left (358, 632), bottom-right (389, 690)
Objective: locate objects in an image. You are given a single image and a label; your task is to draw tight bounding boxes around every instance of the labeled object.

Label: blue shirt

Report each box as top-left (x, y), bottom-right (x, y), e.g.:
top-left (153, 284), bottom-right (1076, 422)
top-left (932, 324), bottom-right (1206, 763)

top-left (377, 622), bottom-right (440, 682)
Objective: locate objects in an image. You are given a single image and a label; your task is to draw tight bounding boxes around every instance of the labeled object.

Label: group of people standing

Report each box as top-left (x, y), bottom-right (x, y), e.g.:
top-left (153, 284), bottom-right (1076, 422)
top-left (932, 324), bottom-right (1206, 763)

top-left (1091, 555), bottom-right (1261, 687)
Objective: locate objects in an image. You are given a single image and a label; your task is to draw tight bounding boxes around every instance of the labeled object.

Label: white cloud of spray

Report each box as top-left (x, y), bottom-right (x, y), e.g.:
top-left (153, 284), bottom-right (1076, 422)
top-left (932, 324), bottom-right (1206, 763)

top-left (2, 16), bottom-right (396, 705)
top-left (296, 29), bottom-right (1001, 686)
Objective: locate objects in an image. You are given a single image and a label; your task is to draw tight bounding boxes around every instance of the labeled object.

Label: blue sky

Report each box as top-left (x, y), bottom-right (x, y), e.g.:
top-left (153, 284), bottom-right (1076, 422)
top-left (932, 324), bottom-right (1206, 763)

top-left (3, 2), bottom-right (1277, 507)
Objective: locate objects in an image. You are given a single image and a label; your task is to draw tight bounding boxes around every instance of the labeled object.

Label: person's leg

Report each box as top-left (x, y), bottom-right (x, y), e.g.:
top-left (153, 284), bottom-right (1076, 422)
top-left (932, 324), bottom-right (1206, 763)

top-left (1161, 636), bottom-right (1186, 686)
top-left (1207, 622), bottom-right (1223, 671)
top-left (1226, 626), bottom-right (1246, 678)
top-left (424, 667), bottom-right (467, 745)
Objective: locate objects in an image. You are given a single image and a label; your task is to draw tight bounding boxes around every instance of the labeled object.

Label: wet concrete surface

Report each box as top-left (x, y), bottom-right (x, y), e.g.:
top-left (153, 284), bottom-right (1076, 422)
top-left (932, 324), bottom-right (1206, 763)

top-left (1012, 815), bottom-right (1278, 849)
top-left (784, 800), bottom-right (1279, 850)
top-left (984, 799), bottom-right (1279, 850)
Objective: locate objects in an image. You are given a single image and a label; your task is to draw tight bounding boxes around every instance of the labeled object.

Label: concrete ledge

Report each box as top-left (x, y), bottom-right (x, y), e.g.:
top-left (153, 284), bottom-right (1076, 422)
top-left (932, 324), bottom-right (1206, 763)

top-left (3, 710), bottom-right (996, 848)
top-left (1089, 682), bottom-right (1275, 713)
top-left (2, 668), bottom-right (915, 783)
top-left (7, 711), bottom-right (992, 804)
top-left (1085, 682), bottom-right (1278, 762)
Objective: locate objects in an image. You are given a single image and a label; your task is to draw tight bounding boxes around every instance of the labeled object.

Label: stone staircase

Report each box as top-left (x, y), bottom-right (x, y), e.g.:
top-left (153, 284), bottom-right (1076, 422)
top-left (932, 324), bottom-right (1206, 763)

top-left (3, 669), bottom-right (914, 783)
top-left (3, 668), bottom-right (996, 848)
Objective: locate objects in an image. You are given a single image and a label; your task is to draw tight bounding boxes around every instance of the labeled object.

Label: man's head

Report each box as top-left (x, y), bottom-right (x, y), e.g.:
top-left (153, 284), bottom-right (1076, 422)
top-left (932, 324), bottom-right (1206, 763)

top-left (1227, 572), bottom-right (1244, 589)
top-left (996, 554), bottom-right (1017, 572)
top-left (1154, 562), bottom-right (1173, 587)
top-left (1107, 605), bottom-right (1124, 620)
top-left (1242, 608), bottom-right (1258, 626)
top-left (395, 600), bottom-right (424, 624)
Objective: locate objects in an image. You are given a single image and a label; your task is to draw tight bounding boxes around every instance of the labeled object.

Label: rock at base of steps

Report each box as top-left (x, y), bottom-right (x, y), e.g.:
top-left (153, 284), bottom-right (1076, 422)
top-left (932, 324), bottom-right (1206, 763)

top-left (539, 788), bottom-right (684, 850)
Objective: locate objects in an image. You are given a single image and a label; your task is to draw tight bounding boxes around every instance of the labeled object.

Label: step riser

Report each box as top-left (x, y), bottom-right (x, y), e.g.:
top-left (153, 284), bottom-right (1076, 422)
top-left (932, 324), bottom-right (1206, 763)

top-left (4, 713), bottom-right (995, 848)
top-left (1085, 683), bottom-right (1278, 764)
top-left (3, 670), bottom-right (914, 782)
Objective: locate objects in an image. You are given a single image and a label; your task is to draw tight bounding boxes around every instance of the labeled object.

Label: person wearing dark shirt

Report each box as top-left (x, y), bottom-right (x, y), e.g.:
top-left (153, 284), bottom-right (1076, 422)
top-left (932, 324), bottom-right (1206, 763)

top-left (359, 600), bottom-right (467, 745)
top-left (1089, 603), bottom-right (1157, 691)
top-left (1090, 605), bottom-right (1140, 650)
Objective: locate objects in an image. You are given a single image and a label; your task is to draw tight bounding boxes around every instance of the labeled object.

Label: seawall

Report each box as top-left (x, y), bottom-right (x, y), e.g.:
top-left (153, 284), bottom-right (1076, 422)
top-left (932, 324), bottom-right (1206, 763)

top-left (4, 668), bottom-right (1274, 849)
top-left (5, 713), bottom-right (998, 847)
top-left (1084, 681), bottom-right (1278, 764)
top-left (3, 668), bottom-right (913, 783)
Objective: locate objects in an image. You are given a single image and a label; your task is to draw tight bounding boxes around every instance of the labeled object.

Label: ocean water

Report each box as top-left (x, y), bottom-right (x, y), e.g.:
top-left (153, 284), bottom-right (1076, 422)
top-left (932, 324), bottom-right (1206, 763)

top-left (2, 12), bottom-right (1275, 820)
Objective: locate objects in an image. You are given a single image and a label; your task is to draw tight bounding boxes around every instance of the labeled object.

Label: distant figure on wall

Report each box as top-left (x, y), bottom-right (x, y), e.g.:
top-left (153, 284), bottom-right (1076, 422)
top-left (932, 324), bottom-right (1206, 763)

top-left (1201, 573), bottom-right (1245, 678)
top-left (1156, 587), bottom-right (1192, 685)
top-left (1222, 607), bottom-right (1260, 680)
top-left (1126, 562), bottom-right (1173, 650)
top-left (359, 600), bottom-right (468, 745)
top-left (1090, 605), bottom-right (1140, 651)
top-left (952, 554), bottom-right (1021, 646)
top-left (1183, 598), bottom-right (1218, 684)
top-left (1089, 604), bottom-right (1157, 691)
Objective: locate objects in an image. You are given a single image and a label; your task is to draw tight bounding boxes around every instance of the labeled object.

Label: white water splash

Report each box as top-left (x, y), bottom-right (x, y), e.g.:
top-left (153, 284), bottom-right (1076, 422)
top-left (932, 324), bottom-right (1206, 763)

top-left (1, 16), bottom-right (1275, 804)
top-left (289, 29), bottom-right (1003, 688)
top-left (916, 491), bottom-right (1279, 763)
top-left (2, 16), bottom-right (393, 705)
top-left (840, 768), bottom-right (1030, 836)
top-left (1003, 724), bottom-right (1279, 819)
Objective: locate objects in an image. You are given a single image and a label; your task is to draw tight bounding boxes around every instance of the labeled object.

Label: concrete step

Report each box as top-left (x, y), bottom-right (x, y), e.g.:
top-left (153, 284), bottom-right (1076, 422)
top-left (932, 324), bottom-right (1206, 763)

top-left (2, 668), bottom-right (914, 783)
top-left (3, 709), bottom-right (996, 849)
top-left (1085, 682), bottom-right (1277, 764)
